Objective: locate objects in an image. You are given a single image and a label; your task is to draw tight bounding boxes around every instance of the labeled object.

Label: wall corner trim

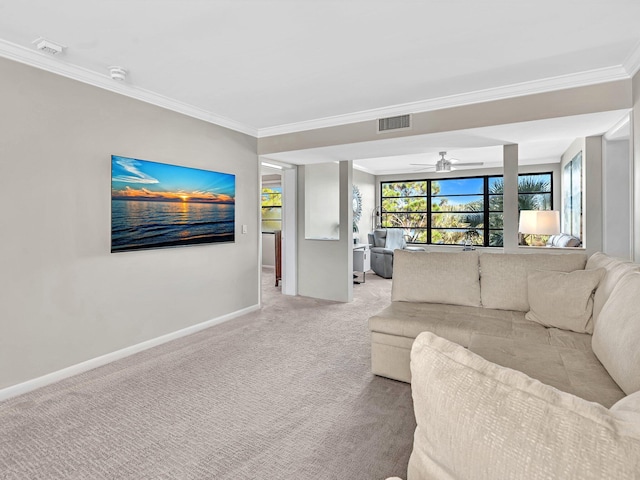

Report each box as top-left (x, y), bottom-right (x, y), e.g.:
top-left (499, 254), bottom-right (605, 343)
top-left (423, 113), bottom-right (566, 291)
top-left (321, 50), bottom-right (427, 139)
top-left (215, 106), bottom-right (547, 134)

top-left (0, 304), bottom-right (260, 402)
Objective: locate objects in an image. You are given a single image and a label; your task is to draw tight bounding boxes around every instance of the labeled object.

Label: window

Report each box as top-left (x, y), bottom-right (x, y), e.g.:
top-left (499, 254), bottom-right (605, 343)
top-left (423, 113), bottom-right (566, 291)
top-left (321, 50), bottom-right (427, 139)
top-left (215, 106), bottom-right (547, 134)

top-left (490, 173), bottom-right (553, 246)
top-left (261, 186), bottom-right (282, 232)
top-left (381, 172), bottom-right (552, 247)
top-left (432, 177), bottom-right (484, 246)
top-left (563, 152), bottom-right (582, 239)
top-left (380, 181), bottom-right (428, 243)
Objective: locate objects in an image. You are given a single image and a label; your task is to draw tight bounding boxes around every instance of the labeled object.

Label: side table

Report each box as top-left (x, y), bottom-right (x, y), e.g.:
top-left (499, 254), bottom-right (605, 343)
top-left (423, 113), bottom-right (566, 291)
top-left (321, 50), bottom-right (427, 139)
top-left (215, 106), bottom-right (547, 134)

top-left (353, 243), bottom-right (371, 284)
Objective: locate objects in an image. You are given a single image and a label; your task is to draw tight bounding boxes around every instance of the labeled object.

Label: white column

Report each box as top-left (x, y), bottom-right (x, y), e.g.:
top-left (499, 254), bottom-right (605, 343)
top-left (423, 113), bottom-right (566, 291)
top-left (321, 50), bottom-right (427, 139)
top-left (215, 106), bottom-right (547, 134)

top-left (585, 136), bottom-right (604, 254)
top-left (503, 144), bottom-right (519, 252)
top-left (282, 167), bottom-right (297, 296)
top-left (632, 105), bottom-right (640, 262)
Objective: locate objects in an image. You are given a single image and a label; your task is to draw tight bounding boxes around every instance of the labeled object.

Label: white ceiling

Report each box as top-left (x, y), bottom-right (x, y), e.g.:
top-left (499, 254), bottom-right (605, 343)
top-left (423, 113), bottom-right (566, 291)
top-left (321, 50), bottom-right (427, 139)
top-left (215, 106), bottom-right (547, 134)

top-left (2, 1), bottom-right (639, 174)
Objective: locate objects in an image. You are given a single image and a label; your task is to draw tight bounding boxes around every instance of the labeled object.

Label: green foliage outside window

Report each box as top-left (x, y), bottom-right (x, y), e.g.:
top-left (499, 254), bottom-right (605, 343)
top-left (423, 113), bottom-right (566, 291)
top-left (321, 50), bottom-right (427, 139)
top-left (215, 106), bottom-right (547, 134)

top-left (381, 181), bottom-right (428, 243)
top-left (381, 173), bottom-right (552, 247)
top-left (261, 186), bottom-right (282, 232)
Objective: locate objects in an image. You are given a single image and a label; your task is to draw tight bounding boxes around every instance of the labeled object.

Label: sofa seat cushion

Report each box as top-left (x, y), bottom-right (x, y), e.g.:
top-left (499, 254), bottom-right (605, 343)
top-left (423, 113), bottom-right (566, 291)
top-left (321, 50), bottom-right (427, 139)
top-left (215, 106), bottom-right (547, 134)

top-left (468, 333), bottom-right (625, 407)
top-left (408, 332), bottom-right (640, 480)
top-left (479, 252), bottom-right (587, 312)
top-left (369, 302), bottom-right (549, 348)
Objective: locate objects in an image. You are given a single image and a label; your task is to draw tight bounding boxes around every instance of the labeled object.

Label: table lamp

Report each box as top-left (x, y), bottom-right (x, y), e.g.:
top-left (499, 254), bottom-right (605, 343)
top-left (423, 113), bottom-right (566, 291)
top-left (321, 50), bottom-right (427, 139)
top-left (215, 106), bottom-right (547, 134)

top-left (518, 210), bottom-right (560, 246)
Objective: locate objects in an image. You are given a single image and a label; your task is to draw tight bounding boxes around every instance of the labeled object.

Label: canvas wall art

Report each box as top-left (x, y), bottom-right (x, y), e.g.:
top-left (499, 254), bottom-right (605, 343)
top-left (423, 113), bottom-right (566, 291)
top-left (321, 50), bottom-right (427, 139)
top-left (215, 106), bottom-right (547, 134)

top-left (111, 155), bottom-right (235, 252)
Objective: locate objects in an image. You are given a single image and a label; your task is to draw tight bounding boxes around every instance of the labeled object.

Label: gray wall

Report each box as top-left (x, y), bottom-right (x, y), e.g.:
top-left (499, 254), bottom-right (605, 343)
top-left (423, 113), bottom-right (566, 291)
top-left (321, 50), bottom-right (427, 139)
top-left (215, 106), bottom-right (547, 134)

top-left (304, 163), bottom-right (340, 239)
top-left (262, 233), bottom-right (276, 266)
top-left (259, 81), bottom-right (631, 155)
top-left (297, 162), bottom-right (353, 302)
top-left (0, 58), bottom-right (259, 390)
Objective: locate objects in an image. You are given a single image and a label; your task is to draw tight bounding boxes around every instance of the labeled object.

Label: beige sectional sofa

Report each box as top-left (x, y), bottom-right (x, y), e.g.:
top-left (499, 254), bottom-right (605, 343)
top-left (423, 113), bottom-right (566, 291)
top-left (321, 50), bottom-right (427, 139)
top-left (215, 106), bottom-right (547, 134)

top-left (371, 250), bottom-right (640, 479)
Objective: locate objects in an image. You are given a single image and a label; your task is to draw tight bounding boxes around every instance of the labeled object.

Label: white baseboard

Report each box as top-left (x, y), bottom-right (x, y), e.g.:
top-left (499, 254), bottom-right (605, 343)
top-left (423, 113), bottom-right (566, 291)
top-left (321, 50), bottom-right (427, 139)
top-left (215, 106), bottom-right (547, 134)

top-left (0, 304), bottom-right (260, 402)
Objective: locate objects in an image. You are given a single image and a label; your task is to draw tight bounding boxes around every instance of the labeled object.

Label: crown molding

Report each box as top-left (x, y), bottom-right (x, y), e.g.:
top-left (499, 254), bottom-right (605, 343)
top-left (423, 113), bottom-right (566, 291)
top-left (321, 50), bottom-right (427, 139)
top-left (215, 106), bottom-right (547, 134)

top-left (623, 40), bottom-right (640, 77)
top-left (257, 66), bottom-right (630, 138)
top-left (604, 113), bottom-right (631, 141)
top-left (2, 37), bottom-right (635, 142)
top-left (0, 39), bottom-right (258, 137)
top-left (353, 163), bottom-right (376, 175)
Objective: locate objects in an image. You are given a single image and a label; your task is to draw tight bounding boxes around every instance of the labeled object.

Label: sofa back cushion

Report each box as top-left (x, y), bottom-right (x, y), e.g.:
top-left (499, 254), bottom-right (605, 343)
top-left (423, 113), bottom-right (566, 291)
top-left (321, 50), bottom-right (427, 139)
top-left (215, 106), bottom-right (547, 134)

top-left (408, 332), bottom-right (640, 480)
top-left (586, 252), bottom-right (640, 326)
top-left (392, 250), bottom-right (481, 307)
top-left (370, 229), bottom-right (387, 247)
top-left (592, 272), bottom-right (640, 395)
top-left (479, 253), bottom-right (587, 312)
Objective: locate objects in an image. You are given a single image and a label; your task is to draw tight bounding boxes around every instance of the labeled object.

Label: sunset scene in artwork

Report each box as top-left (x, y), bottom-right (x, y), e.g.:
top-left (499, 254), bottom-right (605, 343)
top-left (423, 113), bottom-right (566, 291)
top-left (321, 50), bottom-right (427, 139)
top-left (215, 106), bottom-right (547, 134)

top-left (111, 155), bottom-right (235, 252)
top-left (111, 156), bottom-right (235, 204)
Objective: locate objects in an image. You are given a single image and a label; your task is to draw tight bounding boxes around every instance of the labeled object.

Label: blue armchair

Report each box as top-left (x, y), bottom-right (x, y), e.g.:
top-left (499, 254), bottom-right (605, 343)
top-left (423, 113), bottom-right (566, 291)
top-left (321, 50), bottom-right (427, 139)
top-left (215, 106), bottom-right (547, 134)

top-left (368, 229), bottom-right (425, 279)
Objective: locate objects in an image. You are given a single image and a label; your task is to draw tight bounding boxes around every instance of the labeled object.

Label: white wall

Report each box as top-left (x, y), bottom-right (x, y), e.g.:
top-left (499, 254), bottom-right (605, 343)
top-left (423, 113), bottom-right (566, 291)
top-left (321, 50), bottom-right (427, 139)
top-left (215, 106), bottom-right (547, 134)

top-left (603, 139), bottom-right (632, 259)
top-left (0, 58), bottom-right (259, 391)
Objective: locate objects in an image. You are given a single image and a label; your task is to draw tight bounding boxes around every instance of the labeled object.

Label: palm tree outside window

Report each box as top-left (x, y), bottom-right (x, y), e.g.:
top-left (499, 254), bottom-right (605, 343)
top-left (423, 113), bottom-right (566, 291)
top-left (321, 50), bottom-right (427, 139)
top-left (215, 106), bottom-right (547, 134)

top-left (381, 172), bottom-right (552, 247)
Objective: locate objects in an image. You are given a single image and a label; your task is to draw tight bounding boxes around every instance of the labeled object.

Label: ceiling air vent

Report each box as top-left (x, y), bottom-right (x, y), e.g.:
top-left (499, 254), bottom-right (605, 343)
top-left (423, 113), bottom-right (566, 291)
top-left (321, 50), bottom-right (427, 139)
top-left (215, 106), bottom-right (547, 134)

top-left (33, 37), bottom-right (64, 55)
top-left (378, 114), bottom-right (411, 133)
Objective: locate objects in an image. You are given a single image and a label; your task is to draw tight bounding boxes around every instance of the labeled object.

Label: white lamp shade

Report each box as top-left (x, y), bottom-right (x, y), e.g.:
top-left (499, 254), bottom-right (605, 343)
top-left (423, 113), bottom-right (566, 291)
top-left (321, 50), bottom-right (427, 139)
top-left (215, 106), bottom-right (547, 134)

top-left (518, 210), bottom-right (560, 235)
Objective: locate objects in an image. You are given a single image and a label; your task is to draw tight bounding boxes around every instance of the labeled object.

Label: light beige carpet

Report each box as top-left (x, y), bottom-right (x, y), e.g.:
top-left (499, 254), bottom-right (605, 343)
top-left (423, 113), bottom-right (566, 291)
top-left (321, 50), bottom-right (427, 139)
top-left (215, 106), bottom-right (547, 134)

top-left (0, 269), bottom-right (415, 479)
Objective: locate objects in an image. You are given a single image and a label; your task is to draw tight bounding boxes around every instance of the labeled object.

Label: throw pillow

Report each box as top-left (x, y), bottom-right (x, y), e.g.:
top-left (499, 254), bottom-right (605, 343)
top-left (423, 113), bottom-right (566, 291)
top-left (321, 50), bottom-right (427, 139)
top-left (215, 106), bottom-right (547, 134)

top-left (592, 272), bottom-right (640, 395)
top-left (408, 332), bottom-right (640, 480)
top-left (391, 250), bottom-right (481, 307)
top-left (525, 268), bottom-right (605, 334)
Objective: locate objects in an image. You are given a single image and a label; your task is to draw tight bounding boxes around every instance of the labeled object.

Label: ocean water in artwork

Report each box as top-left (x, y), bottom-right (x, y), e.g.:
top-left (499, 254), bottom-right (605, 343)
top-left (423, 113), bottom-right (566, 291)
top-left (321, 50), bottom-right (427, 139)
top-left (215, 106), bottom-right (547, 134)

top-left (112, 200), bottom-right (235, 252)
top-left (111, 155), bottom-right (236, 252)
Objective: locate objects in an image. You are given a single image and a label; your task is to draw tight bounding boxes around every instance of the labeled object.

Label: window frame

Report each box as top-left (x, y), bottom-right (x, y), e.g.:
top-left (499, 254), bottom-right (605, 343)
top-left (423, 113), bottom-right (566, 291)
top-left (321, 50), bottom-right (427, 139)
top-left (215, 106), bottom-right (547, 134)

top-left (380, 172), bottom-right (553, 247)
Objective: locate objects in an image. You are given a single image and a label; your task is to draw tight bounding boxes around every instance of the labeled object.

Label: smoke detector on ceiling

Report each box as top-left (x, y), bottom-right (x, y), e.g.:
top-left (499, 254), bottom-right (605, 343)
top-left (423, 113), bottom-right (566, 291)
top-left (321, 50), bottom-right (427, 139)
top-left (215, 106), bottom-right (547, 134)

top-left (33, 37), bottom-right (64, 55)
top-left (109, 66), bottom-right (127, 81)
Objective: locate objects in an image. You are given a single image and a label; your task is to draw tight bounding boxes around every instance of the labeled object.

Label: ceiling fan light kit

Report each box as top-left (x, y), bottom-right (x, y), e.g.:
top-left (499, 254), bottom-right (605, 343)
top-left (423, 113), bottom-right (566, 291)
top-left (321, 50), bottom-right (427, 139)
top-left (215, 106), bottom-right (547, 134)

top-left (435, 157), bottom-right (451, 172)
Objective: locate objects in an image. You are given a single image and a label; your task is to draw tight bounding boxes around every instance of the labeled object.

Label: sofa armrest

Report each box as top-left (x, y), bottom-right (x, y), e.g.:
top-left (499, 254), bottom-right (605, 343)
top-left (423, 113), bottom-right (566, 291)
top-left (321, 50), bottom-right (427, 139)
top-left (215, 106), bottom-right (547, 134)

top-left (407, 332), bottom-right (640, 480)
top-left (370, 247), bottom-right (395, 255)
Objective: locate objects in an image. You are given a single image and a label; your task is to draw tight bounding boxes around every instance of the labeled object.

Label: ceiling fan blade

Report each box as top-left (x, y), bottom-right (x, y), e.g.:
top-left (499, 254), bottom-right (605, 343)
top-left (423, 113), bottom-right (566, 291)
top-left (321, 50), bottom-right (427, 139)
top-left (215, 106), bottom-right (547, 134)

top-left (453, 162), bottom-right (484, 166)
top-left (409, 163), bottom-right (435, 166)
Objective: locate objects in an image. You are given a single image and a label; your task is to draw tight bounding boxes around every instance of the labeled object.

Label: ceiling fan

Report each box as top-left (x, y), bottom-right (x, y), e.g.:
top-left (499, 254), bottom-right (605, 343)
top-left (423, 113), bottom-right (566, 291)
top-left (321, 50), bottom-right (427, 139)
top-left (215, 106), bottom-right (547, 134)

top-left (410, 151), bottom-right (484, 172)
